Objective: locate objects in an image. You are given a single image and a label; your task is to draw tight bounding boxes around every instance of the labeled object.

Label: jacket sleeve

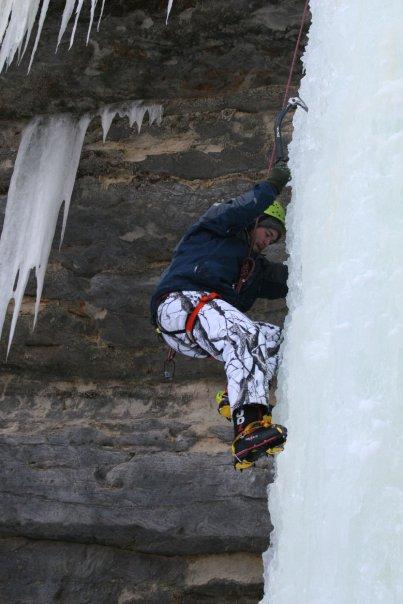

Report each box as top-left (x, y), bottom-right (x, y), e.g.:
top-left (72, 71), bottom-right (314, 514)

top-left (258, 259), bottom-right (288, 299)
top-left (196, 181), bottom-right (279, 236)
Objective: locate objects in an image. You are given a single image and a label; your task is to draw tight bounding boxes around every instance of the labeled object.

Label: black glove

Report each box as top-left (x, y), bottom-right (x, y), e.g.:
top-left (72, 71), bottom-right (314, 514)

top-left (267, 160), bottom-right (291, 193)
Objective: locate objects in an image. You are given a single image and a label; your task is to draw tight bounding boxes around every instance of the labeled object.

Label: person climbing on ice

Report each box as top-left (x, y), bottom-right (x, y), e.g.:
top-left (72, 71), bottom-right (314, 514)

top-left (150, 161), bottom-right (290, 470)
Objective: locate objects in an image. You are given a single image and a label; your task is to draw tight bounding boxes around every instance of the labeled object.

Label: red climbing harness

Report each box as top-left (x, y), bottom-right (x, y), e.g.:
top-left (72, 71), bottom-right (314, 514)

top-left (185, 292), bottom-right (220, 341)
top-left (157, 291), bottom-right (220, 379)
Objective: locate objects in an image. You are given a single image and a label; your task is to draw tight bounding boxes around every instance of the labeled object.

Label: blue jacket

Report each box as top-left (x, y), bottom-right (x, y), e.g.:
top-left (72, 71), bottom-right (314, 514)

top-left (150, 180), bottom-right (288, 324)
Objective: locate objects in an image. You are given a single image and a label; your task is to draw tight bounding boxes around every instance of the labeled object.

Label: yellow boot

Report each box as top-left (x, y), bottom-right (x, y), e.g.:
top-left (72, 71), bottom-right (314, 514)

top-left (231, 405), bottom-right (286, 470)
top-left (215, 389), bottom-right (231, 421)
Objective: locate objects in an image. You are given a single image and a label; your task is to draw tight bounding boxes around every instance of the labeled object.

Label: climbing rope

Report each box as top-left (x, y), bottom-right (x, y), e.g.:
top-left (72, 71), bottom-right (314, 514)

top-left (268, 0), bottom-right (310, 171)
top-left (235, 0), bottom-right (310, 293)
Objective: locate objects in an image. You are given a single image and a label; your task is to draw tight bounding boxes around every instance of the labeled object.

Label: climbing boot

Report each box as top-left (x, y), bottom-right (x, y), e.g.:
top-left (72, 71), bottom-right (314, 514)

top-left (232, 404), bottom-right (287, 470)
top-left (215, 389), bottom-right (231, 421)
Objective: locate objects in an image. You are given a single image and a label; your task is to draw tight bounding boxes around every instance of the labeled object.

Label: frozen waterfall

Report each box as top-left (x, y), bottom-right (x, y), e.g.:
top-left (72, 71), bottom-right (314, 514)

top-left (263, 1), bottom-right (403, 603)
top-left (0, 102), bottom-right (162, 355)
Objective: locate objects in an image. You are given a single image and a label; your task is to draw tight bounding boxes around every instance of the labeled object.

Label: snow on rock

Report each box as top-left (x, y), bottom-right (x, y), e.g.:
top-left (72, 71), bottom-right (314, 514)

top-left (263, 1), bottom-right (403, 602)
top-left (0, 101), bottom-right (162, 354)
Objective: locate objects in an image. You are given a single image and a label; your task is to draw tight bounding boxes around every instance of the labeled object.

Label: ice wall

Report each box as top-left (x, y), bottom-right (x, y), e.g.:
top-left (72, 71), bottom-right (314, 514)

top-left (263, 1), bottom-right (403, 602)
top-left (0, 102), bottom-right (162, 354)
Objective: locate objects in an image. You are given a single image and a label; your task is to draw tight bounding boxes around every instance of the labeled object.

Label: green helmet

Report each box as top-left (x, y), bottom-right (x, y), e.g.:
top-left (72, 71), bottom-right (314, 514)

top-left (259, 201), bottom-right (286, 240)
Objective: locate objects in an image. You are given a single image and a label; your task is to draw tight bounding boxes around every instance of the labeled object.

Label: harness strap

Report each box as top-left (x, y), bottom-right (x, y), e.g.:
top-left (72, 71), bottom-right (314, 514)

top-left (163, 346), bottom-right (176, 380)
top-left (156, 325), bottom-right (186, 336)
top-left (157, 291), bottom-right (220, 380)
top-left (156, 291), bottom-right (220, 338)
top-left (185, 292), bottom-right (220, 341)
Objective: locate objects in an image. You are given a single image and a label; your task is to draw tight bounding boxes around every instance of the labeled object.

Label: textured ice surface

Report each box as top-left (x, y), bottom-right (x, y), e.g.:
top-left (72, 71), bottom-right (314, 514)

top-left (263, 1), bottom-right (403, 602)
top-left (0, 101), bottom-right (162, 354)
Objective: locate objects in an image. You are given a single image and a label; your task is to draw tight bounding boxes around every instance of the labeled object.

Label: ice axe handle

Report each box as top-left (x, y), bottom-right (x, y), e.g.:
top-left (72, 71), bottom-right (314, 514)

top-left (273, 97), bottom-right (308, 163)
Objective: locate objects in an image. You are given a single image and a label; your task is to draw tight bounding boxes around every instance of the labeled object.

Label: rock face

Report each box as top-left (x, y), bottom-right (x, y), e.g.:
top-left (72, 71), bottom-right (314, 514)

top-left (0, 1), bottom-right (307, 602)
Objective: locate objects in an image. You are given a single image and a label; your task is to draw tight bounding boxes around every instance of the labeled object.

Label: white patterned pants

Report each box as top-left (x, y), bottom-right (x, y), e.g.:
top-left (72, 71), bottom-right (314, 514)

top-left (157, 291), bottom-right (281, 412)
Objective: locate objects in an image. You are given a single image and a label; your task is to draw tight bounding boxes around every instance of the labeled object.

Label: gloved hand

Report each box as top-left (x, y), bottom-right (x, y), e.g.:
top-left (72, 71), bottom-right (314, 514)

top-left (267, 160), bottom-right (291, 193)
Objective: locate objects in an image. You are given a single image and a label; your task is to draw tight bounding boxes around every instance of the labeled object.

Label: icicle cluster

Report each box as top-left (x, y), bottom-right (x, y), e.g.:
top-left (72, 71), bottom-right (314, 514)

top-left (0, 0), bottom-right (106, 73)
top-left (263, 0), bottom-right (403, 602)
top-left (99, 102), bottom-right (163, 143)
top-left (0, 0), bottom-right (175, 73)
top-left (0, 102), bottom-right (162, 354)
top-left (0, 114), bottom-right (90, 355)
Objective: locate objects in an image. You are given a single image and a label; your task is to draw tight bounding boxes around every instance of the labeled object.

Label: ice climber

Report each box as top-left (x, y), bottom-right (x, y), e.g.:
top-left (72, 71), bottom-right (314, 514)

top-left (150, 162), bottom-right (290, 470)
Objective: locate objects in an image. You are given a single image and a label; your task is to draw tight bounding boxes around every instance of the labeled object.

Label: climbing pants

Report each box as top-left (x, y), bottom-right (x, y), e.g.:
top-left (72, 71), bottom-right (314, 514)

top-left (157, 291), bottom-right (281, 411)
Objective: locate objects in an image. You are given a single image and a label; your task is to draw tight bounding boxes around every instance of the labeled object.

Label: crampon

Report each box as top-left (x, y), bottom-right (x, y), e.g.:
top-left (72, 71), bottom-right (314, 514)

top-left (232, 416), bottom-right (287, 471)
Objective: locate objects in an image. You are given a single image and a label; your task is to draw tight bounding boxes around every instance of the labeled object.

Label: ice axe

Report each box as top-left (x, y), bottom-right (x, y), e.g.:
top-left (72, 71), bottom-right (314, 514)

top-left (274, 96), bottom-right (308, 163)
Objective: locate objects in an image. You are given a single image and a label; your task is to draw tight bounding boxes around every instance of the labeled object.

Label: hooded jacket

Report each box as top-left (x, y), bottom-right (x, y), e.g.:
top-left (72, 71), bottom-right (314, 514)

top-left (150, 180), bottom-right (288, 324)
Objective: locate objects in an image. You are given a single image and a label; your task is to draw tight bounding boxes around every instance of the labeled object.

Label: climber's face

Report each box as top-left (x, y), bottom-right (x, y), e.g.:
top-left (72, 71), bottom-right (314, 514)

top-left (253, 226), bottom-right (280, 252)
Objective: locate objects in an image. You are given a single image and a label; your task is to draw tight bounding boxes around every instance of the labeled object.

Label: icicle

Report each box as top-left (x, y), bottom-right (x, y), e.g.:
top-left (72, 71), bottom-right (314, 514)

top-left (68, 0), bottom-right (100, 48)
top-left (0, 0), bottom-right (178, 71)
top-left (0, 114), bottom-right (90, 355)
top-left (100, 106), bottom-right (117, 143)
top-left (147, 105), bottom-right (163, 127)
top-left (99, 101), bottom-right (163, 141)
top-left (28, 0), bottom-right (50, 73)
top-left (87, 0), bottom-right (99, 44)
top-left (166, 0), bottom-right (174, 24)
top-left (69, 0), bottom-right (85, 49)
top-left (0, 0), bottom-right (15, 46)
top-left (20, 0), bottom-right (42, 62)
top-left (57, 0), bottom-right (76, 50)
top-left (128, 104), bottom-right (148, 133)
top-left (1, 0), bottom-right (106, 72)
top-left (97, 0), bottom-right (106, 31)
top-left (0, 0), bottom-right (40, 72)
